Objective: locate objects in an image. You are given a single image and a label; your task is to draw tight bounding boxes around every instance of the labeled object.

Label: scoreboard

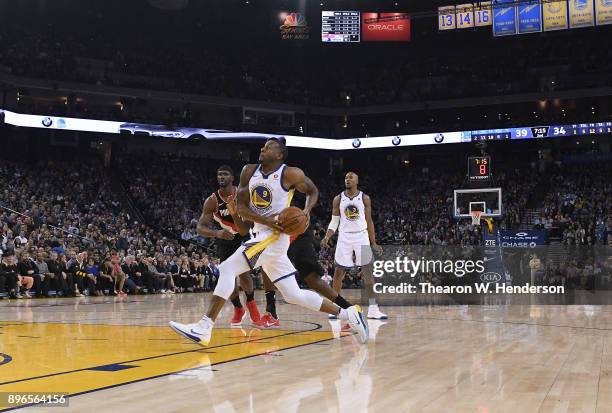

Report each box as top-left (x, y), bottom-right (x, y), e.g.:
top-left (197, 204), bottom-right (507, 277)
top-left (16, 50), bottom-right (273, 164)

top-left (321, 11), bottom-right (360, 42)
top-left (464, 122), bottom-right (612, 142)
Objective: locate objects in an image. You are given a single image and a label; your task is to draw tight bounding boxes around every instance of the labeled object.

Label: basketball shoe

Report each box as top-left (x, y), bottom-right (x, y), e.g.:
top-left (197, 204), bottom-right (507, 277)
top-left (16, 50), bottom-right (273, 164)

top-left (230, 306), bottom-right (247, 327)
top-left (347, 305), bottom-right (369, 344)
top-left (367, 304), bottom-right (388, 320)
top-left (246, 300), bottom-right (262, 323)
top-left (169, 317), bottom-right (213, 346)
top-left (253, 312), bottom-right (280, 328)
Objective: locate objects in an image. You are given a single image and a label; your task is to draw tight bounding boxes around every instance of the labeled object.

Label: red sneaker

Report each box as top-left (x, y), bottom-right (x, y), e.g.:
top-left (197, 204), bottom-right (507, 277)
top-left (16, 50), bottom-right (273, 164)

top-left (230, 306), bottom-right (246, 327)
top-left (253, 312), bottom-right (280, 329)
top-left (246, 299), bottom-right (262, 323)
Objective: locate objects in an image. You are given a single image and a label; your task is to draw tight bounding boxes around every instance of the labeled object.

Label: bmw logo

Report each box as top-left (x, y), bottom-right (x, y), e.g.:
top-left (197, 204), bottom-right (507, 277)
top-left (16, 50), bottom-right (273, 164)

top-left (434, 133), bottom-right (444, 143)
top-left (42, 117), bottom-right (53, 127)
top-left (352, 138), bottom-right (361, 148)
top-left (392, 136), bottom-right (401, 146)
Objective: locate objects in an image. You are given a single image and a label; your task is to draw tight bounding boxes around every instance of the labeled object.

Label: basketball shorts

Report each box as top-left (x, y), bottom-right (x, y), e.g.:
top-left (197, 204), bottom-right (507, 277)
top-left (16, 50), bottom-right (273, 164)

top-left (217, 236), bottom-right (248, 262)
top-left (239, 230), bottom-right (296, 283)
top-left (334, 229), bottom-right (373, 268)
top-left (288, 229), bottom-right (324, 282)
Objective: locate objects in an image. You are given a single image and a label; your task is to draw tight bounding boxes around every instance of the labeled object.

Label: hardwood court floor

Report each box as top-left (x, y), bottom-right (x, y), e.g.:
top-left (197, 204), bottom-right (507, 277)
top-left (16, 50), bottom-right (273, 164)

top-left (1, 292), bottom-right (612, 413)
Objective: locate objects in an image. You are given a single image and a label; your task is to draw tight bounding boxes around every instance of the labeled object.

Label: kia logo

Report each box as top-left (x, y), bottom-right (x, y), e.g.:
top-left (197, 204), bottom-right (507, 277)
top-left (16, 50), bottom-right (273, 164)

top-left (516, 232), bottom-right (528, 236)
top-left (480, 272), bottom-right (502, 282)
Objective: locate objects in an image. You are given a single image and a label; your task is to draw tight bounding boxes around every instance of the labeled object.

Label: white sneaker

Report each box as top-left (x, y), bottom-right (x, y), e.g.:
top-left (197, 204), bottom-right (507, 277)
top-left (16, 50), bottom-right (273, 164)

top-left (161, 289), bottom-right (167, 294)
top-left (346, 305), bottom-right (369, 344)
top-left (166, 289), bottom-right (175, 294)
top-left (367, 304), bottom-right (388, 320)
top-left (169, 318), bottom-right (213, 346)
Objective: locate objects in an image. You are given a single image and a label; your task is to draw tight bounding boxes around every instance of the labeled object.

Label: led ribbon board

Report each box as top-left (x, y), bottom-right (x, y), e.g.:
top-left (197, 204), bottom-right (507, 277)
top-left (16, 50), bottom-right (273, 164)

top-left (1, 109), bottom-right (610, 151)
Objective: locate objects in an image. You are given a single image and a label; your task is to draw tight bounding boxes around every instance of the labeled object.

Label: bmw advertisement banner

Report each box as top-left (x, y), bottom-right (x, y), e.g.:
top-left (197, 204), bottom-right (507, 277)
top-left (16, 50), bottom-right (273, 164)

top-left (499, 230), bottom-right (547, 248)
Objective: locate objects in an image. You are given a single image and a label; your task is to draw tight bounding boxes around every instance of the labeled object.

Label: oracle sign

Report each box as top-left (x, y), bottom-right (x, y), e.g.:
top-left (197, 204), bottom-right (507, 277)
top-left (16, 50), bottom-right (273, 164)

top-left (361, 12), bottom-right (411, 42)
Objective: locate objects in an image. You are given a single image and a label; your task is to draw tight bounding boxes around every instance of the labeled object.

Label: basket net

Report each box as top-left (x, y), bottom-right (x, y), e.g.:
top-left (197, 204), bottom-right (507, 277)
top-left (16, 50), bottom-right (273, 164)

top-left (470, 211), bottom-right (482, 226)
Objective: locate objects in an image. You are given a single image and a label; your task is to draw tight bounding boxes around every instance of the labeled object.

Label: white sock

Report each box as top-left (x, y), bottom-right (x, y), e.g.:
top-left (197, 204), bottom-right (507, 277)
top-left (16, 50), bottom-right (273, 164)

top-left (338, 308), bottom-right (349, 321)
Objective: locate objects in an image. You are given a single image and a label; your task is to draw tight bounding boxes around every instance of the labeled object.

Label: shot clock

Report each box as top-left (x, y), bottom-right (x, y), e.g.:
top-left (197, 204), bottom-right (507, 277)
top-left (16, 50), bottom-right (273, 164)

top-left (468, 156), bottom-right (491, 181)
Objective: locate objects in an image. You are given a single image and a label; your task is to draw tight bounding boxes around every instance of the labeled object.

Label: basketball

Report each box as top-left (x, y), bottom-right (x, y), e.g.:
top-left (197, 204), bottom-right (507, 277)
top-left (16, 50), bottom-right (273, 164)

top-left (278, 206), bottom-right (308, 236)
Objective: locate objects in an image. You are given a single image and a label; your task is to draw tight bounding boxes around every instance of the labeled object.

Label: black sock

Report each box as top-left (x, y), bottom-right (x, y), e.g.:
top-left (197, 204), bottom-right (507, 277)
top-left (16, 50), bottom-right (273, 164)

top-left (245, 291), bottom-right (255, 302)
top-left (334, 295), bottom-right (352, 309)
top-left (231, 296), bottom-right (243, 309)
top-left (265, 291), bottom-right (277, 319)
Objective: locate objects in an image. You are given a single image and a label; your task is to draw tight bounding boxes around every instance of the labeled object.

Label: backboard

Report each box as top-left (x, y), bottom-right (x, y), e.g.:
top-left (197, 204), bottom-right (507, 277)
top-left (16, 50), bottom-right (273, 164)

top-left (453, 188), bottom-right (502, 218)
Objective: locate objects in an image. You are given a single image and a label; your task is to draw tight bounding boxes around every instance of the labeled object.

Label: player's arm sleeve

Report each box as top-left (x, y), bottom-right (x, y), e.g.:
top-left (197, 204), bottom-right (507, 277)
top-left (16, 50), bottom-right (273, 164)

top-left (328, 215), bottom-right (340, 231)
top-left (325, 195), bottom-right (341, 237)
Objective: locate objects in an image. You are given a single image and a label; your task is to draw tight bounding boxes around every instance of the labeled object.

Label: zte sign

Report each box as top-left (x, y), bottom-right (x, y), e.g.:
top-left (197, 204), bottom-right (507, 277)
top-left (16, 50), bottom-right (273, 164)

top-left (361, 13), bottom-right (411, 42)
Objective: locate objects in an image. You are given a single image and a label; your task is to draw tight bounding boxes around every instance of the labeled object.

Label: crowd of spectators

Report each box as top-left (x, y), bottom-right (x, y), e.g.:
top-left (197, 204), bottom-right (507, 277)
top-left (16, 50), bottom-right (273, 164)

top-left (0, 16), bottom-right (609, 108)
top-left (538, 162), bottom-right (612, 246)
top-left (0, 160), bottom-right (216, 298)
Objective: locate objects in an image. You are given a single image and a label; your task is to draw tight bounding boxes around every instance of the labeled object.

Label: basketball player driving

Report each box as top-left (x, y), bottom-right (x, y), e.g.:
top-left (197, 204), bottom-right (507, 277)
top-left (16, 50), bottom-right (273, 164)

top-left (170, 137), bottom-right (369, 345)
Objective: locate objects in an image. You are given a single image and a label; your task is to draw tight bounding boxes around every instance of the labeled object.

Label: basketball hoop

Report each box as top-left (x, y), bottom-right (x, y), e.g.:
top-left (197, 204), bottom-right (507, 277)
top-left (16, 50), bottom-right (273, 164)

top-left (470, 211), bottom-right (482, 226)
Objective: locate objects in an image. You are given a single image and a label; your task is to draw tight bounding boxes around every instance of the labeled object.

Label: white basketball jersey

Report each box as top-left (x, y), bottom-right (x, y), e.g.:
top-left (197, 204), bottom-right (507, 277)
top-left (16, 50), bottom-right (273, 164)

top-left (339, 191), bottom-right (367, 233)
top-left (249, 164), bottom-right (294, 234)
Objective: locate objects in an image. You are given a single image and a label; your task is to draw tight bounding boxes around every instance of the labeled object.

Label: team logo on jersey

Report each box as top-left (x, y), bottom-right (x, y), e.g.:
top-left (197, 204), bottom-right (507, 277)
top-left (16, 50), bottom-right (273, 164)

top-left (344, 205), bottom-right (360, 220)
top-left (251, 184), bottom-right (273, 212)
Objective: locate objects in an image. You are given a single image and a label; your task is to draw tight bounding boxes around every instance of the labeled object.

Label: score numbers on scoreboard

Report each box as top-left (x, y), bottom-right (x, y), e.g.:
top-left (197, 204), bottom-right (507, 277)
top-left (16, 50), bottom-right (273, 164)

top-left (468, 156), bottom-right (491, 181)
